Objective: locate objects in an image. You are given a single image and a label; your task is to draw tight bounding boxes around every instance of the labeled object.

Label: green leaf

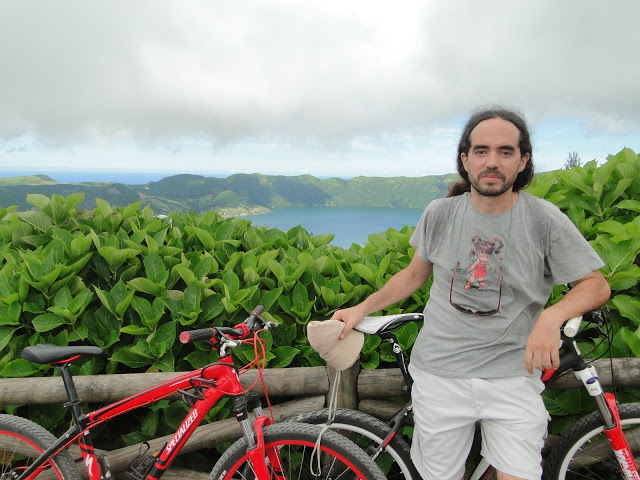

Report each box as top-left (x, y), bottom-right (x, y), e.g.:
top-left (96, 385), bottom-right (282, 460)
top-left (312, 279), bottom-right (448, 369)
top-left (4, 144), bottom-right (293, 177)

top-left (172, 265), bottom-right (196, 287)
top-left (611, 295), bottom-right (640, 325)
top-left (121, 325), bottom-right (152, 335)
top-left (608, 265), bottom-right (640, 291)
top-left (152, 351), bottom-right (175, 372)
top-left (260, 287), bottom-right (283, 311)
top-left (0, 303), bottom-right (21, 326)
top-left (620, 327), bottom-right (640, 357)
top-left (148, 321), bottom-right (177, 358)
top-left (131, 296), bottom-right (166, 329)
top-left (111, 346), bottom-right (153, 369)
top-left (95, 198), bottom-right (113, 217)
top-left (617, 199), bottom-right (640, 214)
top-left (361, 351), bottom-right (379, 370)
top-left (267, 259), bottom-right (286, 286)
top-left (32, 313), bottom-right (67, 332)
top-left (1, 358), bottom-right (41, 378)
top-left (199, 293), bottom-right (225, 323)
top-left (192, 227), bottom-right (216, 251)
top-left (0, 326), bottom-right (16, 351)
top-left (17, 211), bottom-right (54, 232)
top-left (350, 263), bottom-right (374, 284)
top-left (559, 169), bottom-right (592, 196)
top-left (26, 193), bottom-right (51, 211)
top-left (144, 253), bottom-right (169, 285)
top-left (222, 270), bottom-right (240, 296)
top-left (128, 277), bottom-right (163, 296)
top-left (269, 346), bottom-right (300, 368)
top-left (98, 246), bottom-right (139, 272)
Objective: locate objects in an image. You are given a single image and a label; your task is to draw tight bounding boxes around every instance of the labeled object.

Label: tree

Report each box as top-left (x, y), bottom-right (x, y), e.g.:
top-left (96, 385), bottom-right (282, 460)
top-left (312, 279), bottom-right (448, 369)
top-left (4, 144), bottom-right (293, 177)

top-left (564, 151), bottom-right (582, 170)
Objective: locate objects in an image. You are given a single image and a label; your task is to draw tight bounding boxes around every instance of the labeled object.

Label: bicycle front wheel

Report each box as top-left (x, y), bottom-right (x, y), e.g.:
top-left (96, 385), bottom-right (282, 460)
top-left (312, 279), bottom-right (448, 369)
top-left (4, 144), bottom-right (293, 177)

top-left (208, 422), bottom-right (385, 480)
top-left (293, 407), bottom-right (419, 480)
top-left (0, 414), bottom-right (80, 480)
top-left (543, 402), bottom-right (640, 479)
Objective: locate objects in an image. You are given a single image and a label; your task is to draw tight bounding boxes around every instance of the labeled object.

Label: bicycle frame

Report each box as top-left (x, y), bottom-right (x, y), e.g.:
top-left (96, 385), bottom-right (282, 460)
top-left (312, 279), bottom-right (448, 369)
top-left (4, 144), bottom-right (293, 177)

top-left (16, 355), bottom-right (273, 480)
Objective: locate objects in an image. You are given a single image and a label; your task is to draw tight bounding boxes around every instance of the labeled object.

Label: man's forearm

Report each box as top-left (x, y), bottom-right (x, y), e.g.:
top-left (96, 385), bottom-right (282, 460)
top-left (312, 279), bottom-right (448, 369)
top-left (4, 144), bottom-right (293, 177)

top-left (543, 270), bottom-right (611, 326)
top-left (356, 260), bottom-right (432, 316)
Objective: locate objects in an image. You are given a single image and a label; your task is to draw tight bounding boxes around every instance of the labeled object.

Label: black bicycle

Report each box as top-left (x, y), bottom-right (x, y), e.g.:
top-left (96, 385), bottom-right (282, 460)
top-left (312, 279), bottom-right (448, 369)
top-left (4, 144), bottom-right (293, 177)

top-left (297, 307), bottom-right (640, 479)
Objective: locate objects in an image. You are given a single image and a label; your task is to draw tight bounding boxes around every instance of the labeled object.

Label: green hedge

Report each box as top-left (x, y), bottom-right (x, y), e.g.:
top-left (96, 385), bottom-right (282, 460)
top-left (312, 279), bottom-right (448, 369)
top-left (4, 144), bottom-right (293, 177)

top-left (1, 147), bottom-right (638, 442)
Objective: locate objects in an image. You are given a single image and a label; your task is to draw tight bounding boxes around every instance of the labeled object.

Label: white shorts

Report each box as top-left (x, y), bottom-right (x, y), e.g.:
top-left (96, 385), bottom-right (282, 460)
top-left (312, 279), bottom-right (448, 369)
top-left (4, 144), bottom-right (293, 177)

top-left (409, 364), bottom-right (549, 480)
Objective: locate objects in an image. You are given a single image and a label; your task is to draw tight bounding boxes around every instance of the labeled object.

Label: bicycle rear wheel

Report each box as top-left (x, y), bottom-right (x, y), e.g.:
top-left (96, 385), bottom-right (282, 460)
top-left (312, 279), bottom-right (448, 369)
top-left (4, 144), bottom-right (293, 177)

top-left (208, 422), bottom-right (385, 480)
top-left (543, 403), bottom-right (640, 479)
top-left (292, 407), bottom-right (420, 480)
top-left (0, 414), bottom-right (80, 480)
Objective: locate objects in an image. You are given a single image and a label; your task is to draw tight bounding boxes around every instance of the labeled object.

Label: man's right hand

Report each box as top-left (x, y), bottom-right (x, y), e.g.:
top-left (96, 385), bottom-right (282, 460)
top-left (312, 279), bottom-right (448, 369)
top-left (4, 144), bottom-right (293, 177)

top-left (331, 306), bottom-right (366, 339)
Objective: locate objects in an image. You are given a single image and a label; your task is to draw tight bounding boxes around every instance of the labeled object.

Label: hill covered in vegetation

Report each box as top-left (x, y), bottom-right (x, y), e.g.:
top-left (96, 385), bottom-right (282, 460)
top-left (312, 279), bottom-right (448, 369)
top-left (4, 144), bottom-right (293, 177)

top-left (0, 173), bottom-right (455, 214)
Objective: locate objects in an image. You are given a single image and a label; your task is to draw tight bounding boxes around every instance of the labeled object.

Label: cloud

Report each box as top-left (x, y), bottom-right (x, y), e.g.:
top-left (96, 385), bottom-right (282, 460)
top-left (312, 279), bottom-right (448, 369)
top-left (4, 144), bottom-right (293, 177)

top-left (0, 0), bottom-right (638, 151)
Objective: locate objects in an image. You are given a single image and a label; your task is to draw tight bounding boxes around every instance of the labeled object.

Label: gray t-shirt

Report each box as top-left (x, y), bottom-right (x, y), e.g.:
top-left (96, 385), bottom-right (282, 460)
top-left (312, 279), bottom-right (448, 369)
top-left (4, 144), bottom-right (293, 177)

top-left (409, 192), bottom-right (604, 378)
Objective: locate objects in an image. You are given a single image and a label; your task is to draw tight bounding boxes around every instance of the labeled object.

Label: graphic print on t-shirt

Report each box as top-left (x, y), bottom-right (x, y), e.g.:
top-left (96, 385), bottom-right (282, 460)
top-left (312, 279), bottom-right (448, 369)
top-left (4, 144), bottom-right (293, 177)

top-left (463, 235), bottom-right (504, 290)
top-left (450, 235), bottom-right (504, 315)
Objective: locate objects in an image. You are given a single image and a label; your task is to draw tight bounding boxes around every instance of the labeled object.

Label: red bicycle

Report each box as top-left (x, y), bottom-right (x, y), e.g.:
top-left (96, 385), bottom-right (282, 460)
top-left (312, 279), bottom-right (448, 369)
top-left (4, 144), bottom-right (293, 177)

top-left (0, 306), bottom-right (385, 480)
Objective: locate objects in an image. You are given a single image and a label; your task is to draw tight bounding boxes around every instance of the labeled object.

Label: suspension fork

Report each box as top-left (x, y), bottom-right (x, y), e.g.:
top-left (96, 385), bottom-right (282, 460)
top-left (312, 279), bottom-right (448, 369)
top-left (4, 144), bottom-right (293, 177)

top-left (234, 393), bottom-right (285, 480)
top-left (602, 393), bottom-right (640, 480)
top-left (573, 365), bottom-right (640, 479)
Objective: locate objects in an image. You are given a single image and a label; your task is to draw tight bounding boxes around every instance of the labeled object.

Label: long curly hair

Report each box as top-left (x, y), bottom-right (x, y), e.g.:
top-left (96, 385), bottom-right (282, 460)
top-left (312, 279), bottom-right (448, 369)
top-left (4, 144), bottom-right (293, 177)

top-left (447, 107), bottom-right (534, 197)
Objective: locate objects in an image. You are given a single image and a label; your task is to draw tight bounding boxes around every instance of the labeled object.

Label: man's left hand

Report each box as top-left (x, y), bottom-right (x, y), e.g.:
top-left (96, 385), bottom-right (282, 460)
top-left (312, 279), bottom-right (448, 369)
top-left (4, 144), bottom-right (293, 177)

top-left (524, 312), bottom-right (562, 375)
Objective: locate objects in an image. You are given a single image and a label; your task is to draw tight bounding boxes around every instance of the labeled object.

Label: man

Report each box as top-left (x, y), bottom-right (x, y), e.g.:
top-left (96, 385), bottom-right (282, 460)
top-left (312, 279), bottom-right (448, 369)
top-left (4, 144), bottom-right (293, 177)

top-left (332, 107), bottom-right (610, 480)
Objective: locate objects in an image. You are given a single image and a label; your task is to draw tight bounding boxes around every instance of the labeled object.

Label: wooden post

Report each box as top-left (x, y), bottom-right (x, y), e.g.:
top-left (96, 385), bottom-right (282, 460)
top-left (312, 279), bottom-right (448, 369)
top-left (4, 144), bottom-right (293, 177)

top-left (326, 361), bottom-right (360, 411)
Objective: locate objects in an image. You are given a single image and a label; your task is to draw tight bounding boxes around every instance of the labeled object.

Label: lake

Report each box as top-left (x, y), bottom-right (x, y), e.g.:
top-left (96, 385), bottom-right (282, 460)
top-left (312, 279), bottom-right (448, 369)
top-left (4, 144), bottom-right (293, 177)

top-left (243, 207), bottom-right (424, 248)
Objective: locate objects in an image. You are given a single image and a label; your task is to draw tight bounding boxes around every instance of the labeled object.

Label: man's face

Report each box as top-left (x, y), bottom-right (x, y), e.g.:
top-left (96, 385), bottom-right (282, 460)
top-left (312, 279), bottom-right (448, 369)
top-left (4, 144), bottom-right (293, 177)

top-left (460, 118), bottom-right (529, 197)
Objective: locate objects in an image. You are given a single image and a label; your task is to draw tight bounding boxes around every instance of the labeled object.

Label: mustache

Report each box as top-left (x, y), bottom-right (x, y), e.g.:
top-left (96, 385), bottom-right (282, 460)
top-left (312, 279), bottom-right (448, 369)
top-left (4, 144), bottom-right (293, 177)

top-left (479, 168), bottom-right (506, 180)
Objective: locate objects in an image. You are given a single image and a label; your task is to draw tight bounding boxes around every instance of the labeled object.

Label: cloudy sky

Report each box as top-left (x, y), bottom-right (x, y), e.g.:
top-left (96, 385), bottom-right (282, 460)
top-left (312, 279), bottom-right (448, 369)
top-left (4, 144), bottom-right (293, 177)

top-left (0, 0), bottom-right (638, 180)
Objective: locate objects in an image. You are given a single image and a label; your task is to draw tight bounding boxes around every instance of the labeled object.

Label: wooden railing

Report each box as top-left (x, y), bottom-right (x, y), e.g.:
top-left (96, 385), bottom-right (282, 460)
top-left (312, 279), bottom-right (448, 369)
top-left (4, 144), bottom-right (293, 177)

top-left (1, 357), bottom-right (639, 478)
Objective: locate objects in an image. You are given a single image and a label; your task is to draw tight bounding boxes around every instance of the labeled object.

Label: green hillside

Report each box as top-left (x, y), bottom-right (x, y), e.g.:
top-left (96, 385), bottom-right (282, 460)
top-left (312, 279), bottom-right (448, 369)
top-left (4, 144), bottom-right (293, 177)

top-left (0, 172), bottom-right (455, 214)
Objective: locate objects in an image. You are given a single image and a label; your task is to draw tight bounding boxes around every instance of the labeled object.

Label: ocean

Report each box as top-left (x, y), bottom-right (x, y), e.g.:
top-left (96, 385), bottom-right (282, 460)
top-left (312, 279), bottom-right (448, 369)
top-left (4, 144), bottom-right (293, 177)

top-left (243, 207), bottom-right (423, 248)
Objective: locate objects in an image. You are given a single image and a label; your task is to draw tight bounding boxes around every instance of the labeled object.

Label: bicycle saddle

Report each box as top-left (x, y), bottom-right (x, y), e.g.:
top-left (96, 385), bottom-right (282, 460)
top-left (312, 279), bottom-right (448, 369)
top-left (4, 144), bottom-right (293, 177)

top-left (355, 313), bottom-right (424, 335)
top-left (22, 344), bottom-right (104, 364)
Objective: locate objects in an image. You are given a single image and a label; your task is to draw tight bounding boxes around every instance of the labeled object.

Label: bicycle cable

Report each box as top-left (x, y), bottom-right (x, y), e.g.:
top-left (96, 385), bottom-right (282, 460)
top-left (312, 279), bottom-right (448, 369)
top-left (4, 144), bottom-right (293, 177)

top-left (239, 330), bottom-right (276, 422)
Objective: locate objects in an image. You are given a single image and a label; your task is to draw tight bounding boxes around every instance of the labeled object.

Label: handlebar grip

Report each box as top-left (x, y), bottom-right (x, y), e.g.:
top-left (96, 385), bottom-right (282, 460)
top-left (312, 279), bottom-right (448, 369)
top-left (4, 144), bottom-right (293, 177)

top-left (179, 328), bottom-right (215, 344)
top-left (563, 316), bottom-right (583, 338)
top-left (245, 305), bottom-right (265, 330)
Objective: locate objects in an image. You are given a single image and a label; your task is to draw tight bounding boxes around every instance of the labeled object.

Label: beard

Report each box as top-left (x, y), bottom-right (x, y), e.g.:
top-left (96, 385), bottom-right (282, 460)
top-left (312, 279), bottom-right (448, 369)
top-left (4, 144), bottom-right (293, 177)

top-left (469, 168), bottom-right (518, 197)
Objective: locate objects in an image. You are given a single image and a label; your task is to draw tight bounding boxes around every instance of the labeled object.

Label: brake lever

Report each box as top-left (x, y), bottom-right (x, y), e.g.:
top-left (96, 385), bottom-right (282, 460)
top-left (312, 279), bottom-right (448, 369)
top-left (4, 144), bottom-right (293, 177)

top-left (219, 336), bottom-right (242, 357)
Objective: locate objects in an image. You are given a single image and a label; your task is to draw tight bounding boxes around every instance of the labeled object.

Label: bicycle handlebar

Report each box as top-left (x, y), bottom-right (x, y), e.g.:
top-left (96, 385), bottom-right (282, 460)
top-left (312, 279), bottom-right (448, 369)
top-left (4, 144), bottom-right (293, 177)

top-left (562, 316), bottom-right (582, 338)
top-left (179, 305), bottom-right (266, 345)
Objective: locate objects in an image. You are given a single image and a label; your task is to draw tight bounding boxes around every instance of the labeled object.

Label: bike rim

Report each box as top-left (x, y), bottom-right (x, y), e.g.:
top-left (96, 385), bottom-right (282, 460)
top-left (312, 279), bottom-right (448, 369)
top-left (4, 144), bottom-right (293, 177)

top-left (223, 438), bottom-right (370, 480)
top-left (321, 421), bottom-right (411, 478)
top-left (0, 430), bottom-right (65, 480)
top-left (556, 417), bottom-right (640, 479)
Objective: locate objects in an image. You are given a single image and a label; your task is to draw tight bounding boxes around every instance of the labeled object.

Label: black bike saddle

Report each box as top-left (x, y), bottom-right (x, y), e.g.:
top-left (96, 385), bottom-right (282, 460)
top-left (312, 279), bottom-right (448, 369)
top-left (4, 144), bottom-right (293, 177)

top-left (22, 344), bottom-right (104, 365)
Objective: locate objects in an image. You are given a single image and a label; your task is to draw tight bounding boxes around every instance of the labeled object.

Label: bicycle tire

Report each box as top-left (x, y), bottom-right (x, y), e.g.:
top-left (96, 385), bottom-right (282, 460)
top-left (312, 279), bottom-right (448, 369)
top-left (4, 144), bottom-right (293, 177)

top-left (208, 421), bottom-right (386, 480)
top-left (543, 402), bottom-right (640, 479)
top-left (292, 407), bottom-right (420, 480)
top-left (0, 414), bottom-right (80, 480)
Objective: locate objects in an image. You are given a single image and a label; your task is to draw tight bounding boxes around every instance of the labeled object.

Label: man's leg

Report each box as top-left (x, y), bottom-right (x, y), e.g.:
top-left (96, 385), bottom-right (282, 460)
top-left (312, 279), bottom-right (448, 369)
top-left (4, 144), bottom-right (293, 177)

top-left (479, 376), bottom-right (548, 480)
top-left (409, 365), bottom-right (478, 480)
top-left (496, 471), bottom-right (526, 480)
